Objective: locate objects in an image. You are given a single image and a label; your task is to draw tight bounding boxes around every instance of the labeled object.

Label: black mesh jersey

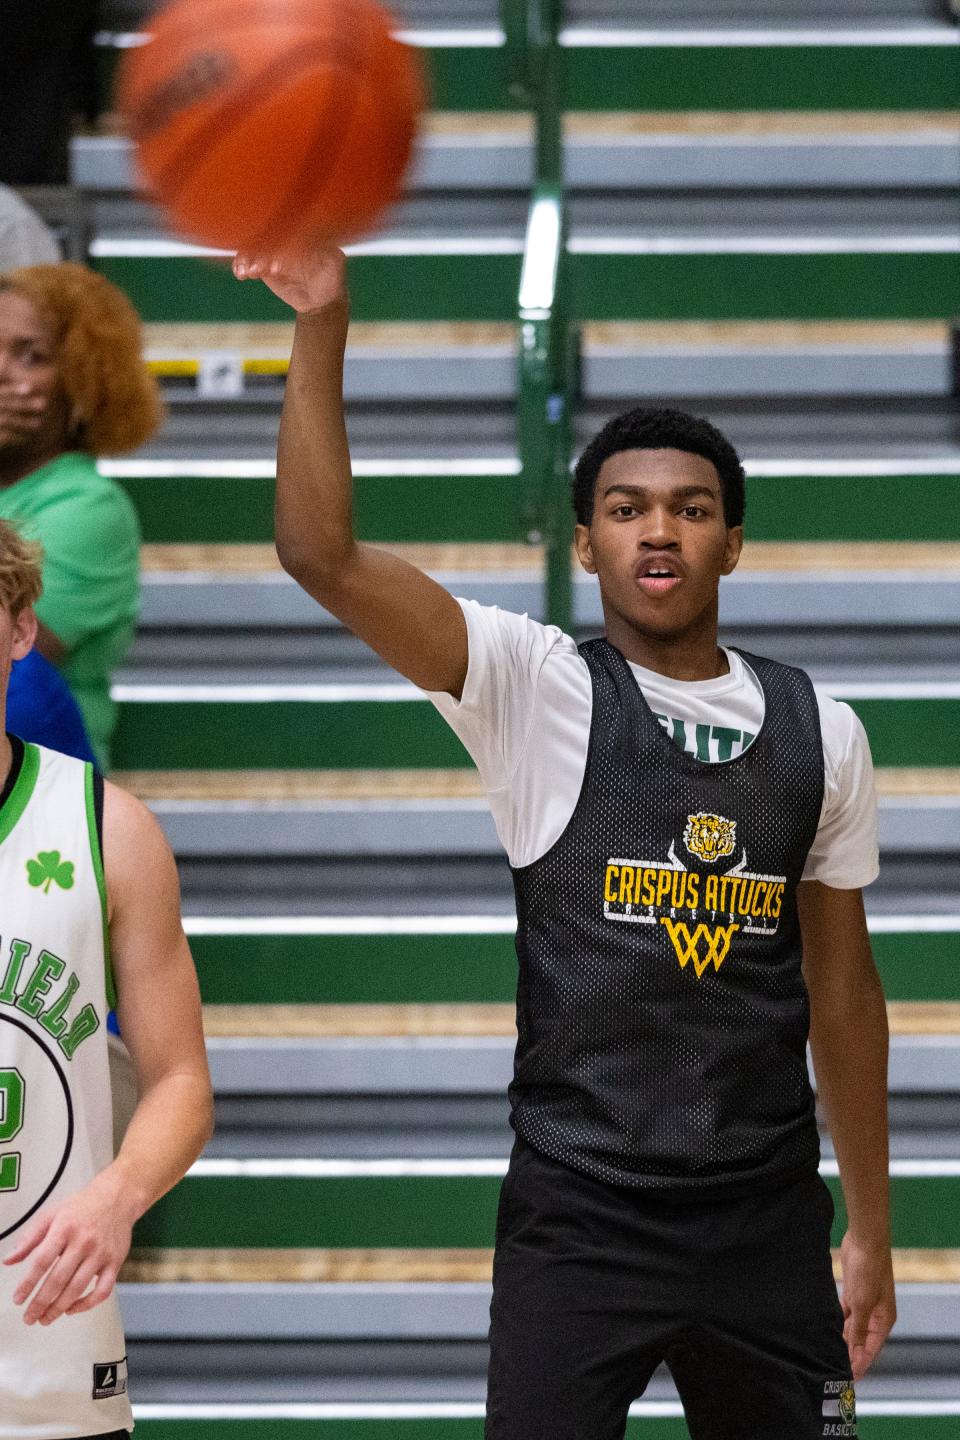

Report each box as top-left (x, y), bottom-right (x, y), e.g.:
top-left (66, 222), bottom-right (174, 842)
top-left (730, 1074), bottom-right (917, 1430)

top-left (508, 639), bottom-right (826, 1196)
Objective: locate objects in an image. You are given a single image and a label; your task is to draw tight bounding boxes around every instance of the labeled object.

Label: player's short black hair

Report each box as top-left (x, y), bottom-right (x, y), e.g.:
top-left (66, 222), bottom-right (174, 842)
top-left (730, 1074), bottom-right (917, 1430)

top-left (572, 406), bottom-right (746, 529)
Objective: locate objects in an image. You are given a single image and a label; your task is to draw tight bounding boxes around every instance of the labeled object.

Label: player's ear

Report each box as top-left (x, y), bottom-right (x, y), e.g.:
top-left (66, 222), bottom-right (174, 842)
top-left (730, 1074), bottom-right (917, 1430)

top-left (11, 606), bottom-right (37, 660)
top-left (720, 526), bottom-right (743, 576)
top-left (575, 523), bottom-right (597, 574)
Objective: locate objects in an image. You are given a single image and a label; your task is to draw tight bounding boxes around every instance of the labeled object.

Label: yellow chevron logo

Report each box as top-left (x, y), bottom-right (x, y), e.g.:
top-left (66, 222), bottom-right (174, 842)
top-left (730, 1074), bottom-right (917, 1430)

top-left (659, 917), bottom-right (740, 979)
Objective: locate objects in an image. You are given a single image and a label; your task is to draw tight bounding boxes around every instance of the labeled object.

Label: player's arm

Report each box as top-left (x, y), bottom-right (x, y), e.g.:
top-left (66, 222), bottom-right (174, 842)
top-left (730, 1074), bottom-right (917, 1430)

top-left (798, 880), bottom-right (896, 1379)
top-left (233, 245), bottom-right (468, 698)
top-left (4, 782), bottom-right (213, 1325)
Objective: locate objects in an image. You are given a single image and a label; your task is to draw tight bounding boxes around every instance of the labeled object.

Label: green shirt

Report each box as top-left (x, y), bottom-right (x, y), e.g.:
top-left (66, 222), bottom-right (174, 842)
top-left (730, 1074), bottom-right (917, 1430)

top-left (0, 452), bottom-right (140, 769)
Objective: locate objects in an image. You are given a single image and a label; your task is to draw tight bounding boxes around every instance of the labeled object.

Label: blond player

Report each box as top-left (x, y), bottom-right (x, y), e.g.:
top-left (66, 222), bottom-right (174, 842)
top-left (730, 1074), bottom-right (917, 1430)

top-left (0, 518), bottom-right (212, 1438)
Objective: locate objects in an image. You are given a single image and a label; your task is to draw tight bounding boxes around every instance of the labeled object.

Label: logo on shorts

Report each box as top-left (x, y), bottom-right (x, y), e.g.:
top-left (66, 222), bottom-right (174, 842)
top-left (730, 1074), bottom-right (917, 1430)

top-left (92, 1357), bottom-right (128, 1399)
top-left (822, 1379), bottom-right (857, 1435)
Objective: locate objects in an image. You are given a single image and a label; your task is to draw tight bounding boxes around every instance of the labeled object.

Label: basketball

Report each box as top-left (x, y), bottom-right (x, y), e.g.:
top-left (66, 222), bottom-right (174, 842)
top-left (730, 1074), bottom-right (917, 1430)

top-left (116, 0), bottom-right (424, 251)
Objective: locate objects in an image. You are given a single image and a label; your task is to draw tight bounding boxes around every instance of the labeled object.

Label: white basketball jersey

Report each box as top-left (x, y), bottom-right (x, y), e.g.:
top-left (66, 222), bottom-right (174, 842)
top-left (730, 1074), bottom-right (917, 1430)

top-left (0, 743), bottom-right (133, 1438)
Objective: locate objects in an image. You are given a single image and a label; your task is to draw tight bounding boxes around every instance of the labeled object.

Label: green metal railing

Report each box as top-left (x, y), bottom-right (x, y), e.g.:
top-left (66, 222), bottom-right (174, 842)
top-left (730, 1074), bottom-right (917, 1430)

top-left (505, 0), bottom-right (578, 633)
top-left (503, 0), bottom-right (563, 184)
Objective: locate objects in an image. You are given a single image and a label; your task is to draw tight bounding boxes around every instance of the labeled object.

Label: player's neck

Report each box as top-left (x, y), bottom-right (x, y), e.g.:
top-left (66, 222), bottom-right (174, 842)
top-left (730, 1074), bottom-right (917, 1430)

top-left (0, 731), bottom-right (12, 790)
top-left (604, 611), bottom-right (729, 682)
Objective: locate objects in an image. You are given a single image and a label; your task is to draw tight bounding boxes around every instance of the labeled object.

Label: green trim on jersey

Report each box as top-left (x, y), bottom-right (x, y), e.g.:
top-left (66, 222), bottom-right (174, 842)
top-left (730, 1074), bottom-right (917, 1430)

top-left (84, 763), bottom-right (115, 1011)
top-left (0, 742), bottom-right (39, 847)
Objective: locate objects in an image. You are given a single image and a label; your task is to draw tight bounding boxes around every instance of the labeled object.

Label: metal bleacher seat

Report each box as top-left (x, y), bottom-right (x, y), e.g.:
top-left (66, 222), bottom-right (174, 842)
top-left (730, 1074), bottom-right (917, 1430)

top-left (73, 0), bottom-right (960, 1435)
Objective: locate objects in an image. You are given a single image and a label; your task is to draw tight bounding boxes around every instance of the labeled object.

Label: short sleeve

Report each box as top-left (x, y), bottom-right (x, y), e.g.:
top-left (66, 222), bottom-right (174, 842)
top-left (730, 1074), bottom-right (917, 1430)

top-left (426, 599), bottom-right (593, 867)
top-left (32, 484), bottom-right (140, 651)
top-left (426, 599), bottom-right (569, 792)
top-left (803, 697), bottom-right (879, 888)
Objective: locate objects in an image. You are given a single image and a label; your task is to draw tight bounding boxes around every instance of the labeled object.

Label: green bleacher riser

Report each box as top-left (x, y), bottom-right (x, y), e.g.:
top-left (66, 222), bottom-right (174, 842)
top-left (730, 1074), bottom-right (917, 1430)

top-left (568, 252), bottom-right (960, 324)
top-left (132, 1172), bottom-right (959, 1250)
top-left (96, 35), bottom-right (960, 116)
top-left (111, 698), bottom-right (960, 771)
top-left (562, 41), bottom-right (960, 112)
top-left (126, 470), bottom-right (525, 545)
top-left (123, 470), bottom-right (960, 546)
top-left (131, 1422), bottom-right (959, 1440)
top-left (190, 930), bottom-right (957, 1007)
top-left (94, 250), bottom-right (960, 325)
top-left (94, 254), bottom-right (522, 325)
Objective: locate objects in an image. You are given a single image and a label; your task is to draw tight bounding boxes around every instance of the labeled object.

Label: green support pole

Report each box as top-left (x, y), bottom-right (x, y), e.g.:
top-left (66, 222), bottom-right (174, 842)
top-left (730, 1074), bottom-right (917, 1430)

top-left (509, 0), bottom-right (576, 633)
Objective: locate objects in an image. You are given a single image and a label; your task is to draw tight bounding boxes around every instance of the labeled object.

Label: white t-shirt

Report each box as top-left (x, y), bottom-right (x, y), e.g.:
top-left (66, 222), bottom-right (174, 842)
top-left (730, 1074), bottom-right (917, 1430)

top-left (429, 599), bottom-right (879, 889)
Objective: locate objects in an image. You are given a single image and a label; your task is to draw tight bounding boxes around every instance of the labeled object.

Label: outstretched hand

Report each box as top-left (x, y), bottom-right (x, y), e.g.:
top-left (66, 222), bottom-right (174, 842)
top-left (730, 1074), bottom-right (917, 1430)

top-left (233, 243), bottom-right (348, 316)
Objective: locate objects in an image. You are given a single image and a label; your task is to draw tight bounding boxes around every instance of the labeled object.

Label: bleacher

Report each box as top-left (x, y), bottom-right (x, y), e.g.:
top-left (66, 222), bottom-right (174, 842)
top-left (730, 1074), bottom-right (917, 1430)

top-left (40, 0), bottom-right (960, 1434)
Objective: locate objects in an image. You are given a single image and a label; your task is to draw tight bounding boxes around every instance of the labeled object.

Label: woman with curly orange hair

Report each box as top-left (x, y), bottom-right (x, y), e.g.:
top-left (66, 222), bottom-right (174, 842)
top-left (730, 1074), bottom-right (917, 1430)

top-left (0, 262), bottom-right (162, 767)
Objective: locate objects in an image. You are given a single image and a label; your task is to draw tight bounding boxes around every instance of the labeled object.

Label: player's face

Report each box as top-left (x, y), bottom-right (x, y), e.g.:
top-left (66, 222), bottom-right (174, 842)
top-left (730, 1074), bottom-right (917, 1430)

top-left (574, 448), bottom-right (742, 641)
top-left (0, 293), bottom-right (69, 462)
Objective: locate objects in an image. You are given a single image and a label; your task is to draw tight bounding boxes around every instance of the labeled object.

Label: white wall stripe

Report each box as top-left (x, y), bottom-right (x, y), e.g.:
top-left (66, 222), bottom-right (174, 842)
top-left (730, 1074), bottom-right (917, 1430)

top-left (97, 458), bottom-right (960, 481)
top-left (868, 915), bottom-right (960, 934)
top-left (184, 915), bottom-right (517, 936)
top-left (560, 27), bottom-right (960, 47)
top-left (99, 26), bottom-right (958, 52)
top-left (818, 682), bottom-right (960, 700)
top-left (190, 1158), bottom-right (508, 1178)
top-left (396, 29), bottom-right (504, 48)
top-left (132, 1400), bottom-right (960, 1420)
top-left (90, 236), bottom-right (524, 260)
top-left (570, 235), bottom-right (960, 256)
top-left (91, 238), bottom-right (230, 259)
top-left (181, 913), bottom-right (958, 938)
top-left (100, 458), bottom-right (521, 481)
top-left (186, 1158), bottom-right (960, 1179)
top-left (133, 1405), bottom-right (492, 1421)
top-left (744, 459), bottom-right (960, 478)
top-left (112, 681), bottom-right (960, 703)
top-left (91, 234), bottom-right (960, 262)
top-left (110, 684), bottom-right (418, 703)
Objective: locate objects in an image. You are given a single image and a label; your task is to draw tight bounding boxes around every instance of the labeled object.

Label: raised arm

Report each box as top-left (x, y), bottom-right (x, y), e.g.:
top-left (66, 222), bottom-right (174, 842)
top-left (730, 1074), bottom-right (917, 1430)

top-left (5, 782), bottom-right (213, 1324)
top-left (233, 246), bottom-right (468, 698)
top-left (797, 880), bottom-right (896, 1379)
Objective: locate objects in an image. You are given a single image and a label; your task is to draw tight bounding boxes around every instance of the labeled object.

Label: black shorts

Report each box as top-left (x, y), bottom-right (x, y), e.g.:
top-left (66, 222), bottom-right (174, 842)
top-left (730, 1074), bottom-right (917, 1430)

top-left (486, 1140), bottom-right (855, 1440)
top-left (59, 1432), bottom-right (130, 1439)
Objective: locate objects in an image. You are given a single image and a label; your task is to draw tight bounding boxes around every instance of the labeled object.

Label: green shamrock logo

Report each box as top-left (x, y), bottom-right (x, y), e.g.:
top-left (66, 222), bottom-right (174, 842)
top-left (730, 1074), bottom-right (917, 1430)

top-left (26, 850), bottom-right (75, 894)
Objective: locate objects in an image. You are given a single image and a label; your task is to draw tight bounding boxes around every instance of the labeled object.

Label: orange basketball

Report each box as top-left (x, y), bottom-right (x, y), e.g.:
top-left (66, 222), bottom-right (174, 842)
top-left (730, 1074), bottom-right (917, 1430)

top-left (117, 0), bottom-right (425, 251)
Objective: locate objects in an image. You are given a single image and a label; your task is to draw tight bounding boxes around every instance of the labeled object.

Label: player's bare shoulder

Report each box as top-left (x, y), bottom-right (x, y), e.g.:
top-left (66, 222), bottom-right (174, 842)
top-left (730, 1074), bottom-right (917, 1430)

top-left (100, 780), bottom-right (182, 924)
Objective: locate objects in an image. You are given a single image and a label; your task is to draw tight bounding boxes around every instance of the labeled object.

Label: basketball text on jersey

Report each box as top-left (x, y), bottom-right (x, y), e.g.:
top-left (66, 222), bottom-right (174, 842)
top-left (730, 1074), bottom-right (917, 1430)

top-left (603, 811), bottom-right (786, 980)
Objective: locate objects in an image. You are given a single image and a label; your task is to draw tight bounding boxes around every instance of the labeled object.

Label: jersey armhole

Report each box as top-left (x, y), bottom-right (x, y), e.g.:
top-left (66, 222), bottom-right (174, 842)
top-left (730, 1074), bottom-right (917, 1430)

top-left (85, 764), bottom-right (116, 1010)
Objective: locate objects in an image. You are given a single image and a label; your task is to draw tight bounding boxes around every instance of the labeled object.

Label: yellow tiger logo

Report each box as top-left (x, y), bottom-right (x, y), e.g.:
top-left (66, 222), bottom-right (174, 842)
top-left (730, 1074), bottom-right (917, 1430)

top-left (683, 813), bottom-right (736, 864)
top-left (839, 1386), bottom-right (857, 1426)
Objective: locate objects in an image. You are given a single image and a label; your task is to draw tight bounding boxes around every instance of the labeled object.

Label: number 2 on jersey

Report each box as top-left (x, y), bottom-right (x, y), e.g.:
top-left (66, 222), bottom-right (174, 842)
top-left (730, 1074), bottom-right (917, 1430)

top-left (0, 1068), bottom-right (24, 1190)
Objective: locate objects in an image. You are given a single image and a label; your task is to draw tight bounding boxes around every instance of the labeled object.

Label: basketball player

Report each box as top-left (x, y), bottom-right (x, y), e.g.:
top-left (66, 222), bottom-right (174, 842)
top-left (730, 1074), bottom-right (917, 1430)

top-left (234, 245), bottom-right (894, 1439)
top-left (0, 518), bottom-right (213, 1437)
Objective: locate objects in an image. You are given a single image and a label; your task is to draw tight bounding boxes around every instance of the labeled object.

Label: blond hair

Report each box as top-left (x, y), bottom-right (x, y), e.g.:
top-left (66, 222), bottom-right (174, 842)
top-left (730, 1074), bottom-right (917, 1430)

top-left (0, 262), bottom-right (163, 456)
top-left (0, 519), bottom-right (43, 616)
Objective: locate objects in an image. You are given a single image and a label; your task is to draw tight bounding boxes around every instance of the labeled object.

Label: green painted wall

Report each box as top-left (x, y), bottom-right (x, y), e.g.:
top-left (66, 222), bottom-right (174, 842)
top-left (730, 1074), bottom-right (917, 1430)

top-left (123, 472), bottom-right (960, 547)
top-left (134, 1173), bottom-right (960, 1250)
top-left (112, 696), bottom-right (959, 771)
top-left (189, 931), bottom-right (953, 1007)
